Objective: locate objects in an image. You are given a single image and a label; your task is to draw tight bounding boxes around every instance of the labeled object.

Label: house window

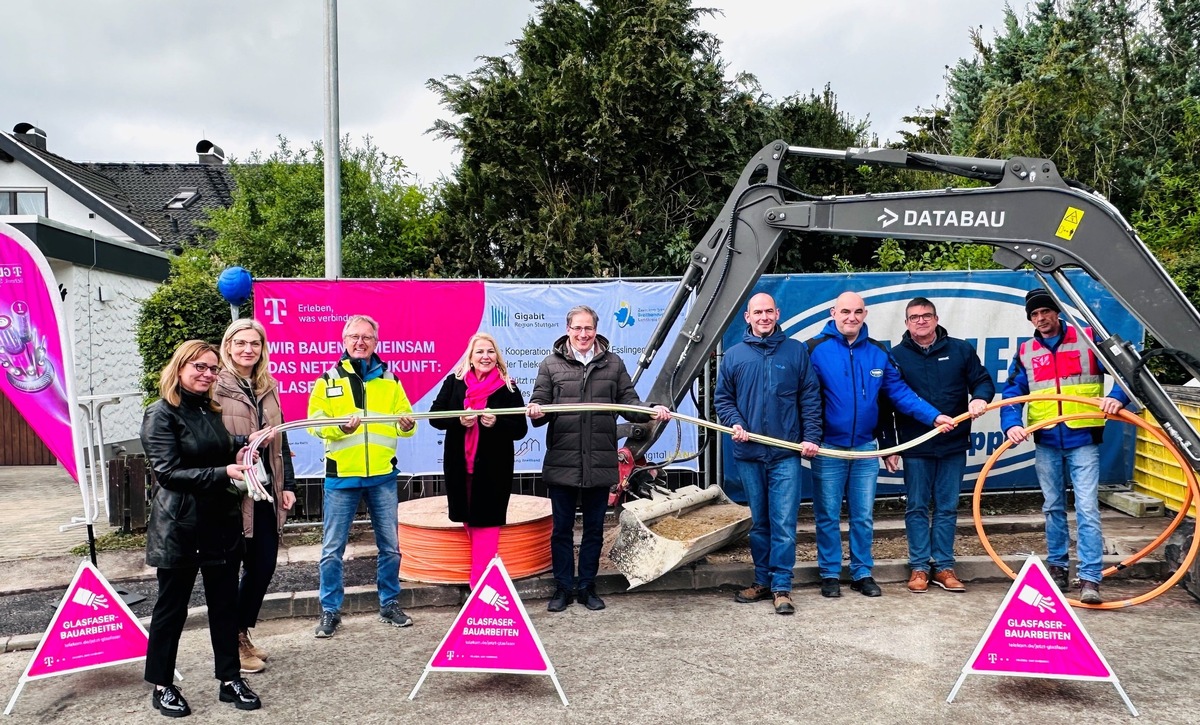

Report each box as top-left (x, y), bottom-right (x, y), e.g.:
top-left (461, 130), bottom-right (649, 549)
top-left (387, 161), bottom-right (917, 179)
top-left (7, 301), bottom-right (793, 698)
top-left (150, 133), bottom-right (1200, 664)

top-left (0, 190), bottom-right (47, 216)
top-left (165, 187), bottom-right (200, 210)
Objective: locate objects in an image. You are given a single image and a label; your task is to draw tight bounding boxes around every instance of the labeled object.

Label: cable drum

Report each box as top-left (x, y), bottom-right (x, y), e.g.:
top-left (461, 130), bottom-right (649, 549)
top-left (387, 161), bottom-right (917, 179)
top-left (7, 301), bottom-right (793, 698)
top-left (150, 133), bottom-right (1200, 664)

top-left (397, 494), bottom-right (552, 584)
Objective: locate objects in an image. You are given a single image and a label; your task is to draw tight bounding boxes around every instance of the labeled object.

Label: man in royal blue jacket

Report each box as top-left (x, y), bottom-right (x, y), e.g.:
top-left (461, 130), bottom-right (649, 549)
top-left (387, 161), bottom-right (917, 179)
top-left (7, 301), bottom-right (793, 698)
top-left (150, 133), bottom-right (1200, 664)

top-left (880, 297), bottom-right (994, 594)
top-left (715, 293), bottom-right (822, 615)
top-left (807, 291), bottom-right (955, 599)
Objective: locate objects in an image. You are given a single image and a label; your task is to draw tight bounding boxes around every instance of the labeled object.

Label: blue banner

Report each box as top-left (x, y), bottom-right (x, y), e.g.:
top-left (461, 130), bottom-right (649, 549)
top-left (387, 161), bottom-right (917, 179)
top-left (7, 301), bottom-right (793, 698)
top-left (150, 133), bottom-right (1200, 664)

top-left (718, 270), bottom-right (1142, 503)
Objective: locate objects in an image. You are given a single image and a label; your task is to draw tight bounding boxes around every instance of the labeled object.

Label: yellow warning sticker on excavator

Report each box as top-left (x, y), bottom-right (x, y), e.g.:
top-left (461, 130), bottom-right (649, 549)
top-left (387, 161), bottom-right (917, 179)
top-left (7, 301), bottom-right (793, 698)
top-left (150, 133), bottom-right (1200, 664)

top-left (1056, 207), bottom-right (1084, 240)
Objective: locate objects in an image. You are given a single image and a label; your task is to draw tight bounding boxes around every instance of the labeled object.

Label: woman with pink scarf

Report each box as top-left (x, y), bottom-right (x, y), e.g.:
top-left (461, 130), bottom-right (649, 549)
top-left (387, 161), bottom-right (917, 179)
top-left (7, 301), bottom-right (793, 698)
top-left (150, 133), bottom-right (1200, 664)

top-left (429, 333), bottom-right (528, 588)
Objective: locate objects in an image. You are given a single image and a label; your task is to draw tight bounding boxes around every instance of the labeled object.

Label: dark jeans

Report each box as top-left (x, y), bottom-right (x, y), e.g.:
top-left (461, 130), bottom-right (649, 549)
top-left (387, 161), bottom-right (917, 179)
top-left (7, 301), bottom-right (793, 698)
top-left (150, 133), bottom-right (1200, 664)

top-left (548, 484), bottom-right (608, 591)
top-left (145, 559), bottom-right (240, 685)
top-left (238, 499), bottom-right (279, 630)
top-left (902, 453), bottom-right (966, 572)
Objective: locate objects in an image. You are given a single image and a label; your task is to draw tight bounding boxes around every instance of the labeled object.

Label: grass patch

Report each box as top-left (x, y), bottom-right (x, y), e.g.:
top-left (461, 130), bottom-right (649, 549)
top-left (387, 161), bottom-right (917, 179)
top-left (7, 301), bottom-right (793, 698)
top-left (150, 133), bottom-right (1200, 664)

top-left (289, 531), bottom-right (324, 547)
top-left (69, 531), bottom-right (147, 557)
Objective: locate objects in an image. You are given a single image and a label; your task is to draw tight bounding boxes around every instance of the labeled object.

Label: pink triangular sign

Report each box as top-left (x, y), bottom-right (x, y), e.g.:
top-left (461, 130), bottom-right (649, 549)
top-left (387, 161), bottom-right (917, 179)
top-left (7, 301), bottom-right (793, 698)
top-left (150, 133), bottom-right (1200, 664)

top-left (431, 558), bottom-right (549, 672)
top-left (966, 555), bottom-right (1113, 680)
top-left (409, 556), bottom-right (568, 706)
top-left (22, 560), bottom-right (149, 680)
top-left (947, 556), bottom-right (1137, 715)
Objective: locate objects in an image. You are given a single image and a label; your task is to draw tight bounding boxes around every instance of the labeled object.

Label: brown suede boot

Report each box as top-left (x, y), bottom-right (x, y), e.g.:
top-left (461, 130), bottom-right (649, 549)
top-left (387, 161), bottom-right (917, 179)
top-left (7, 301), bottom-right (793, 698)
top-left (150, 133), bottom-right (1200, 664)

top-left (239, 629), bottom-right (267, 661)
top-left (238, 631), bottom-right (265, 674)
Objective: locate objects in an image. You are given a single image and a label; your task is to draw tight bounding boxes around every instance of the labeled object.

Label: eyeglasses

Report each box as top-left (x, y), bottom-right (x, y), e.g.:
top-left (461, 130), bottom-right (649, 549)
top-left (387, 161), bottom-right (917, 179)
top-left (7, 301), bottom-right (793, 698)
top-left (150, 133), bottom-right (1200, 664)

top-left (345, 334), bottom-right (377, 343)
top-left (568, 326), bottom-right (596, 333)
top-left (907, 313), bottom-right (936, 323)
top-left (230, 339), bottom-right (263, 349)
top-left (189, 362), bottom-right (220, 374)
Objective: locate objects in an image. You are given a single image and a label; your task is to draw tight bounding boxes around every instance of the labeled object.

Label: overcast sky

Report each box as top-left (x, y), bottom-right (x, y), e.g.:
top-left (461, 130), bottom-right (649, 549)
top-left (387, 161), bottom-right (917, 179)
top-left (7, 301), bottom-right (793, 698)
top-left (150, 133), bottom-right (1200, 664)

top-left (3, 0), bottom-right (1012, 184)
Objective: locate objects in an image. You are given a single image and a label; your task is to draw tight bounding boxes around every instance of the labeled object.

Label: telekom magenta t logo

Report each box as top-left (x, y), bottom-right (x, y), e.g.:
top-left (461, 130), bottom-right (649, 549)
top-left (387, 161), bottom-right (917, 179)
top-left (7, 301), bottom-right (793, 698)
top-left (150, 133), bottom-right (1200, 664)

top-left (262, 298), bottom-right (287, 325)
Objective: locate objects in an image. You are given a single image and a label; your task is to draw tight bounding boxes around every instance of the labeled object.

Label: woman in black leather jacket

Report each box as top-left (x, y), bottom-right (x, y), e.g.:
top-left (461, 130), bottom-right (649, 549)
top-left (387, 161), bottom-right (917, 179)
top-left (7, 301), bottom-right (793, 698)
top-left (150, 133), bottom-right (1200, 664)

top-left (140, 340), bottom-right (268, 717)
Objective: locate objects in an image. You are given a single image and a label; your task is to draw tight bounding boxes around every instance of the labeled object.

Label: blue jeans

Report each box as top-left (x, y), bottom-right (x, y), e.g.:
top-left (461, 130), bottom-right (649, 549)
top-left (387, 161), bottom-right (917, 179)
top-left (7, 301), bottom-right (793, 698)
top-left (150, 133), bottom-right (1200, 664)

top-left (548, 485), bottom-right (609, 591)
top-left (736, 456), bottom-right (801, 592)
top-left (319, 480), bottom-right (401, 612)
top-left (902, 453), bottom-right (966, 572)
top-left (811, 442), bottom-right (879, 581)
top-left (1035, 443), bottom-right (1103, 583)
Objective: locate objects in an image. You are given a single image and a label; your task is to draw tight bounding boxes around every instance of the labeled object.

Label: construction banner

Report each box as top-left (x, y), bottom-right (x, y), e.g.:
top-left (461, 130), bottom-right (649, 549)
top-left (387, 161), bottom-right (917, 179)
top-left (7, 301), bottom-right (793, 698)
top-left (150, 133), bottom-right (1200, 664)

top-left (0, 222), bottom-right (82, 481)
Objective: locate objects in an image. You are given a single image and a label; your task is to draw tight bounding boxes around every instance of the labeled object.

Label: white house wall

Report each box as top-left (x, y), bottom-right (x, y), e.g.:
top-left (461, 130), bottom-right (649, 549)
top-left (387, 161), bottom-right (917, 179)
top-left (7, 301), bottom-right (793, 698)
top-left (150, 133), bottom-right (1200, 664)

top-left (0, 161), bottom-right (131, 241)
top-left (61, 262), bottom-right (159, 448)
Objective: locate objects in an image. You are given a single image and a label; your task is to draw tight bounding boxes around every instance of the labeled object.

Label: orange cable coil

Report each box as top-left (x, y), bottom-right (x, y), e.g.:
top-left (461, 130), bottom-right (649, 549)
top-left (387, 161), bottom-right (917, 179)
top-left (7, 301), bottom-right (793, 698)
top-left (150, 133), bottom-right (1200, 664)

top-left (397, 494), bottom-right (553, 584)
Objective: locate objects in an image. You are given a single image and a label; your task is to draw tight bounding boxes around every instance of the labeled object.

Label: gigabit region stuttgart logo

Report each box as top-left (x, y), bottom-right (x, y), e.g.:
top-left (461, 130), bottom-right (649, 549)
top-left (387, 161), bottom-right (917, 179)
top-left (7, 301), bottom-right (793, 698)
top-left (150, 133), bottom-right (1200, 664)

top-left (615, 301), bottom-right (635, 328)
top-left (490, 305), bottom-right (510, 327)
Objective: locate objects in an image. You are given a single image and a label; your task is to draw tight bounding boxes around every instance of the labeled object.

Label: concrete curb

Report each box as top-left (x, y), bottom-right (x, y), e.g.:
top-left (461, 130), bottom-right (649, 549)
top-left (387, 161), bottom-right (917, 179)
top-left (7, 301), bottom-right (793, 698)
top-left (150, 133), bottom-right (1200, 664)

top-left (3, 554), bottom-right (1165, 653)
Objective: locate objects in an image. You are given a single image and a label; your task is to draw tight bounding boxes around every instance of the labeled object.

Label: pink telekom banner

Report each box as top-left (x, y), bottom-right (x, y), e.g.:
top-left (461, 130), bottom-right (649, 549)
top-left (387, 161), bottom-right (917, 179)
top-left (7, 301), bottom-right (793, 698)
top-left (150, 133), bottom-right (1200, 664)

top-left (0, 223), bottom-right (81, 481)
top-left (253, 279), bottom-right (486, 422)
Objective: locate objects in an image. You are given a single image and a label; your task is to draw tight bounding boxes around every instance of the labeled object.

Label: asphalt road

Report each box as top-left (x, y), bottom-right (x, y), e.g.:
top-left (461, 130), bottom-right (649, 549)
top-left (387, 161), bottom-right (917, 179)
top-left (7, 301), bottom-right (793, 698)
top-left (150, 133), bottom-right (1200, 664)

top-left (3, 581), bottom-right (1199, 724)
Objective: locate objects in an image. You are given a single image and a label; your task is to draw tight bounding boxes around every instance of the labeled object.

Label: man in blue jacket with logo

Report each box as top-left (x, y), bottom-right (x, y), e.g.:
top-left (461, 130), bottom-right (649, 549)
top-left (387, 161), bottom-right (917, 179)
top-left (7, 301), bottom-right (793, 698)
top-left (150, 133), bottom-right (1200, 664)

top-left (880, 297), bottom-right (994, 594)
top-left (807, 291), bottom-right (955, 598)
top-left (715, 293), bottom-right (822, 614)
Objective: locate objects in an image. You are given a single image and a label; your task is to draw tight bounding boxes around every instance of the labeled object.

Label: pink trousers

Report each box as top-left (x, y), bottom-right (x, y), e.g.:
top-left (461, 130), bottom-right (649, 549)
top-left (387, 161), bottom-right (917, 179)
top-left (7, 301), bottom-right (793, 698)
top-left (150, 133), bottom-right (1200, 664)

top-left (463, 525), bottom-right (500, 589)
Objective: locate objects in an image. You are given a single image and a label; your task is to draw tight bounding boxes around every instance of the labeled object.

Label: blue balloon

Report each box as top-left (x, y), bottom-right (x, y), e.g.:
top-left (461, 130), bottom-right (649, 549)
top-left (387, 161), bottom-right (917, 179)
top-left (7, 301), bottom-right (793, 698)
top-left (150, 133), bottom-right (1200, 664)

top-left (217, 266), bottom-right (254, 306)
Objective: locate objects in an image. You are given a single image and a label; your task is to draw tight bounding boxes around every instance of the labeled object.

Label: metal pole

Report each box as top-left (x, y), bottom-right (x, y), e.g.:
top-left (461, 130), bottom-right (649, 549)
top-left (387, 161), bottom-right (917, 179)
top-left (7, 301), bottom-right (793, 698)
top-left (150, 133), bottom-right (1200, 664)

top-left (323, 0), bottom-right (342, 279)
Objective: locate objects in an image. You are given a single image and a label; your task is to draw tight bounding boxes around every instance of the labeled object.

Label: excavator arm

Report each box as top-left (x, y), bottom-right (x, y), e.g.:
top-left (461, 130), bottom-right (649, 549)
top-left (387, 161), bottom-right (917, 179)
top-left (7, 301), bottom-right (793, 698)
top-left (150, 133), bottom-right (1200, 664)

top-left (626, 140), bottom-right (1200, 470)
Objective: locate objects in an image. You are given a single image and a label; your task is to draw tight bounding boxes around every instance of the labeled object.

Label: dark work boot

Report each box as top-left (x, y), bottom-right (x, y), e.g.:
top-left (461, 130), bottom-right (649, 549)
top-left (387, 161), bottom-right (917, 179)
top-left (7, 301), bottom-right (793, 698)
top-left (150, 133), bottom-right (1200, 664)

top-left (578, 586), bottom-right (606, 611)
top-left (547, 587), bottom-right (573, 612)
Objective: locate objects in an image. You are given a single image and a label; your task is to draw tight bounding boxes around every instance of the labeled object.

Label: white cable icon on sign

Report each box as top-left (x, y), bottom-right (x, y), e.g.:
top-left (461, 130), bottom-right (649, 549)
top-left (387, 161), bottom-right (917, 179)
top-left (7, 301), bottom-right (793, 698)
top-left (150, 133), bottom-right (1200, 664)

top-left (480, 585), bottom-right (510, 611)
top-left (71, 587), bottom-right (110, 610)
top-left (1017, 584), bottom-right (1057, 614)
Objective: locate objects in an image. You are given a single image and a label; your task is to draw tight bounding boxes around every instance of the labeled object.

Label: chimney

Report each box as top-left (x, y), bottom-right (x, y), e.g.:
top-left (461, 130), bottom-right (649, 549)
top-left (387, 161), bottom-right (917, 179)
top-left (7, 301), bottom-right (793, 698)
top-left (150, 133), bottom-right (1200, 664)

top-left (12, 123), bottom-right (47, 151)
top-left (196, 140), bottom-right (225, 165)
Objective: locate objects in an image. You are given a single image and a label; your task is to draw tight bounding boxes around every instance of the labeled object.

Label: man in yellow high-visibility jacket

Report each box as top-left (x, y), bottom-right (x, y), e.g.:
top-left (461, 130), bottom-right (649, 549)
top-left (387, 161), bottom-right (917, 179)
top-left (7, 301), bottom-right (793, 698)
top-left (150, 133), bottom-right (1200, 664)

top-left (1001, 289), bottom-right (1129, 605)
top-left (307, 314), bottom-right (415, 638)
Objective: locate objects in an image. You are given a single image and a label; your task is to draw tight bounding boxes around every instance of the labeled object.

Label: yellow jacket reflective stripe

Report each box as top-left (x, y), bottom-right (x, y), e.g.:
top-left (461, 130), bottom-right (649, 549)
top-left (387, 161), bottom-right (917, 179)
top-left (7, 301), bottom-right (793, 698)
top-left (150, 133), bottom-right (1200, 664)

top-left (1019, 327), bottom-right (1104, 429)
top-left (307, 360), bottom-right (414, 478)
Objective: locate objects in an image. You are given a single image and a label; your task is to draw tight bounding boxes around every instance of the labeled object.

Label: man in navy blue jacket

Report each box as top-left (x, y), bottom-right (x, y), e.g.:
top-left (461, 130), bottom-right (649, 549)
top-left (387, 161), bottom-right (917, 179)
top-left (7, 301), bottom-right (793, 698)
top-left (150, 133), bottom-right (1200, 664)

top-left (715, 293), bottom-right (822, 615)
top-left (807, 291), bottom-right (955, 598)
top-left (880, 297), bottom-right (994, 594)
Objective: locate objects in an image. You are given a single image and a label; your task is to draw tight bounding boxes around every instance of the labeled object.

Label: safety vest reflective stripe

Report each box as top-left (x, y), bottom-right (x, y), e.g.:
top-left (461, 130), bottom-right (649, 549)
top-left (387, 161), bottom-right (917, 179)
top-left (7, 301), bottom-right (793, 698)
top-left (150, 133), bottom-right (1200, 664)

top-left (307, 361), bottom-right (411, 477)
top-left (1020, 327), bottom-right (1105, 429)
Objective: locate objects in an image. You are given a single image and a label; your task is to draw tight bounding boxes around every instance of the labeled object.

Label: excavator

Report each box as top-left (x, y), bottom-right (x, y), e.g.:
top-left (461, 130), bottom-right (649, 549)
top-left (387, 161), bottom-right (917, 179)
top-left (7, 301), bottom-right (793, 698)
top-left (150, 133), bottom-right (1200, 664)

top-left (607, 139), bottom-right (1200, 594)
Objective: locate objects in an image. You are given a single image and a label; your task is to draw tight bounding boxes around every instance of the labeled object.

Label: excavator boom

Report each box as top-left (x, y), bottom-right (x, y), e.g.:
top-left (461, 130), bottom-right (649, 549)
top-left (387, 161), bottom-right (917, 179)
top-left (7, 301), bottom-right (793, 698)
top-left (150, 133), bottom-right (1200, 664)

top-left (627, 140), bottom-right (1200, 470)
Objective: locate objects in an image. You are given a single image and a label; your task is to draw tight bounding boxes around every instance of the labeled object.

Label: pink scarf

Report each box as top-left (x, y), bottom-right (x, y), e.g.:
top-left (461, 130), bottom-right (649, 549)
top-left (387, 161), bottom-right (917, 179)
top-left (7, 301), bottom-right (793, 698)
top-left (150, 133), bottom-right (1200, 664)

top-left (463, 367), bottom-right (505, 474)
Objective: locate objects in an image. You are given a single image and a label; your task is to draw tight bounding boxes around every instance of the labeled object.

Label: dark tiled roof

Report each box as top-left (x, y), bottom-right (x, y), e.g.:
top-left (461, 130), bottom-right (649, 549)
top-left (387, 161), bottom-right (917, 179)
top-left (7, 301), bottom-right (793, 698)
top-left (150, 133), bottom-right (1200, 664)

top-left (16, 144), bottom-right (152, 232)
top-left (2, 130), bottom-right (236, 250)
top-left (80, 162), bottom-right (235, 247)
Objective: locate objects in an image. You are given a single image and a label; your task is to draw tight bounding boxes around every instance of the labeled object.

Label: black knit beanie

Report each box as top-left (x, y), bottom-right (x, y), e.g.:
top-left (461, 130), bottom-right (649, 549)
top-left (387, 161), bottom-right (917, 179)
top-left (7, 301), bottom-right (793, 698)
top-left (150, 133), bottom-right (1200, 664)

top-left (1025, 288), bottom-right (1060, 319)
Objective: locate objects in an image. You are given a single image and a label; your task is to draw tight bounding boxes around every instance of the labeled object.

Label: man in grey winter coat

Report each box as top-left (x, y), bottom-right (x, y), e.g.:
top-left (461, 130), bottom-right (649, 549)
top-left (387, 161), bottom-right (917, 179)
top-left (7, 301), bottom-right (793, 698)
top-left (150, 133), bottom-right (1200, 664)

top-left (527, 305), bottom-right (670, 613)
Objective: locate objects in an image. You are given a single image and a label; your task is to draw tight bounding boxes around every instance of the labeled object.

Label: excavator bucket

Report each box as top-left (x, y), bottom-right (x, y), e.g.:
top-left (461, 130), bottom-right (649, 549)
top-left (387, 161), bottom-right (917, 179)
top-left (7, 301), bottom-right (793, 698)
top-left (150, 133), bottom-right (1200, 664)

top-left (608, 485), bottom-right (751, 589)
